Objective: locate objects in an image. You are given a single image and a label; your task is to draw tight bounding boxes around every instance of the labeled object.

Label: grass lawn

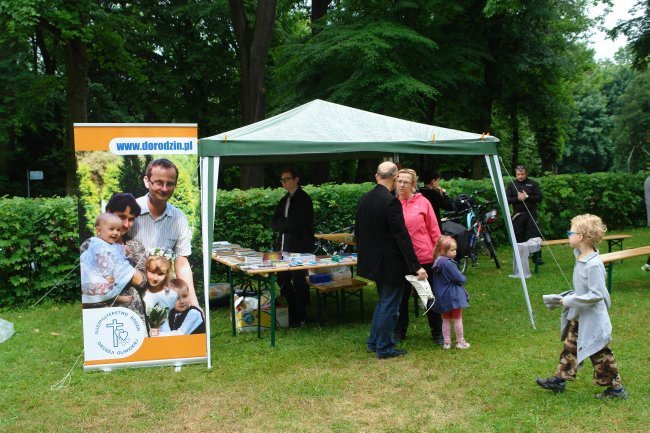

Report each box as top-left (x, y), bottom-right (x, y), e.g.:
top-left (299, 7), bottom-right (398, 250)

top-left (1, 227), bottom-right (649, 433)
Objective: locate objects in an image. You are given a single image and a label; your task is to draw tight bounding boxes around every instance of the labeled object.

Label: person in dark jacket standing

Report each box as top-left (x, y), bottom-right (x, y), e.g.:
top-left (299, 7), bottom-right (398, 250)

top-left (271, 168), bottom-right (314, 328)
top-left (419, 170), bottom-right (455, 224)
top-left (355, 161), bottom-right (427, 359)
top-left (506, 165), bottom-right (543, 264)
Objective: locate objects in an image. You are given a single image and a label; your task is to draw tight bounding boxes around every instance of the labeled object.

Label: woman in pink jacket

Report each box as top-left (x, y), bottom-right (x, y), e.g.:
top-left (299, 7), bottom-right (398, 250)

top-left (393, 168), bottom-right (443, 343)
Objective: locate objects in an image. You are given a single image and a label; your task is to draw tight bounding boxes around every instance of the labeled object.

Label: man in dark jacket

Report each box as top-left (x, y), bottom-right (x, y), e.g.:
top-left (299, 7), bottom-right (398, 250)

top-left (271, 168), bottom-right (314, 327)
top-left (355, 161), bottom-right (427, 359)
top-left (505, 165), bottom-right (543, 263)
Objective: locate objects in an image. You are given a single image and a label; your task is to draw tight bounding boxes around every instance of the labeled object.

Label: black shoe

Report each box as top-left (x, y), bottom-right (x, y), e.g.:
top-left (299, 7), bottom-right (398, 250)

top-left (394, 332), bottom-right (406, 341)
top-left (595, 386), bottom-right (628, 400)
top-left (289, 321), bottom-right (305, 329)
top-left (432, 335), bottom-right (444, 346)
top-left (377, 349), bottom-right (407, 359)
top-left (536, 376), bottom-right (566, 393)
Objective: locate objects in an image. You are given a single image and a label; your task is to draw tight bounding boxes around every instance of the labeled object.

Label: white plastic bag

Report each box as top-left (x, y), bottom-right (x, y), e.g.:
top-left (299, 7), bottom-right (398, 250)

top-left (0, 318), bottom-right (15, 343)
top-left (404, 275), bottom-right (435, 314)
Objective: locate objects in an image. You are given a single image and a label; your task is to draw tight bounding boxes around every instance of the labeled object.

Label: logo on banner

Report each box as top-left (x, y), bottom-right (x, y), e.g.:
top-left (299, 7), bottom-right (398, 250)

top-left (108, 137), bottom-right (197, 155)
top-left (83, 308), bottom-right (147, 361)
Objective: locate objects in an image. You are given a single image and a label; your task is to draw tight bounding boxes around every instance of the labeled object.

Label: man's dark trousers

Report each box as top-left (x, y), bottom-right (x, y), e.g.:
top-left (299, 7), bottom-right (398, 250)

top-left (278, 270), bottom-right (308, 325)
top-left (367, 281), bottom-right (403, 357)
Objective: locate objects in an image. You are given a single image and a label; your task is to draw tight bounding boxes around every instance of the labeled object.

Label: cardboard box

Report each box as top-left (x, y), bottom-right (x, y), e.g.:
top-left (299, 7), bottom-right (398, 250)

top-left (234, 303), bottom-right (289, 332)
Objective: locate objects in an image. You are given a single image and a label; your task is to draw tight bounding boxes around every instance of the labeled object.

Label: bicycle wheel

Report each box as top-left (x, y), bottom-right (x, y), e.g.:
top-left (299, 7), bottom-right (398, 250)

top-left (482, 230), bottom-right (501, 269)
top-left (459, 256), bottom-right (469, 274)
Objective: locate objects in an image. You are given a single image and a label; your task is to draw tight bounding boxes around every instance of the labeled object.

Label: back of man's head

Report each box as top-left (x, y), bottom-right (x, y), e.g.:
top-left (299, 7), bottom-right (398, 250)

top-left (376, 161), bottom-right (398, 180)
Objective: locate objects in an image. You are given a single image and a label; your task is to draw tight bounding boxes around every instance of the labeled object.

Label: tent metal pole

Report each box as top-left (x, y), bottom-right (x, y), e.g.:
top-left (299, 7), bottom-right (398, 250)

top-left (200, 156), bottom-right (221, 368)
top-left (486, 155), bottom-right (536, 328)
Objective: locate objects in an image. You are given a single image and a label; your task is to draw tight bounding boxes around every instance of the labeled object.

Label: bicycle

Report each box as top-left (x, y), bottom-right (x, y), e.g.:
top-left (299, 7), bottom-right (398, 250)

top-left (444, 190), bottom-right (501, 273)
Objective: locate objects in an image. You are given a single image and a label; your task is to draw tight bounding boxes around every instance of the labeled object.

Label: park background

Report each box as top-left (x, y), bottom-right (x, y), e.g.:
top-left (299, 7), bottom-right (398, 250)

top-left (1, 1), bottom-right (649, 432)
top-left (0, 0), bottom-right (649, 196)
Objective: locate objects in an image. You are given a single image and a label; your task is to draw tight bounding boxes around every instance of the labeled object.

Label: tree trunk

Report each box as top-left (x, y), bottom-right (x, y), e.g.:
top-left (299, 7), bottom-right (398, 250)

top-left (229, 0), bottom-right (277, 189)
top-left (308, 0), bottom-right (334, 185)
top-left (536, 126), bottom-right (559, 173)
top-left (354, 158), bottom-right (379, 183)
top-left (473, 88), bottom-right (492, 179)
top-left (474, 61), bottom-right (497, 179)
top-left (510, 105), bottom-right (520, 173)
top-left (0, 42), bottom-right (18, 187)
top-left (64, 36), bottom-right (88, 196)
top-left (311, 0), bottom-right (332, 34)
top-left (35, 27), bottom-right (56, 74)
top-left (418, 99), bottom-right (437, 176)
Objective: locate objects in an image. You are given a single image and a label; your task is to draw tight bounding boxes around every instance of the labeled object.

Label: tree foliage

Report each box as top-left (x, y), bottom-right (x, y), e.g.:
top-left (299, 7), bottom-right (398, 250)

top-left (0, 0), bottom-right (649, 195)
top-left (610, 0), bottom-right (650, 70)
top-left (613, 68), bottom-right (650, 171)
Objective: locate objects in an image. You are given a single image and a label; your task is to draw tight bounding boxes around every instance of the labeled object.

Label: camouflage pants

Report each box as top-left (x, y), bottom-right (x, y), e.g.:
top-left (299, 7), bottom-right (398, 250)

top-left (555, 321), bottom-right (622, 387)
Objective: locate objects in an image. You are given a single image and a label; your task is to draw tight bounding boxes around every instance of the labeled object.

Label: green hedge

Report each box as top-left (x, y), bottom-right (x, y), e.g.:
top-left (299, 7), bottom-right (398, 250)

top-left (213, 183), bottom-right (376, 251)
top-left (214, 172), bottom-right (649, 249)
top-left (0, 197), bottom-right (79, 308)
top-left (1, 171), bottom-right (647, 307)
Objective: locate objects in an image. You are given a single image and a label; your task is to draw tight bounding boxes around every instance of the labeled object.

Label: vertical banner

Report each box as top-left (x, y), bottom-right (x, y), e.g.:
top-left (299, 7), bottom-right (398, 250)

top-left (74, 123), bottom-right (208, 371)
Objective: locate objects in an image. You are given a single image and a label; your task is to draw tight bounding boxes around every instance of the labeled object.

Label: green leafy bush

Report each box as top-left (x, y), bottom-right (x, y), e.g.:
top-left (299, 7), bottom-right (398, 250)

top-left (214, 171), bottom-right (649, 249)
top-left (0, 197), bottom-right (79, 308)
top-left (212, 183), bottom-right (376, 251)
top-left (535, 172), bottom-right (648, 239)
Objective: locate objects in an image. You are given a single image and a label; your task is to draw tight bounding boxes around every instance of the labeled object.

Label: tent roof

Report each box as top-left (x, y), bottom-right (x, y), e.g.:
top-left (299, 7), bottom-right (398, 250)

top-left (199, 99), bottom-right (499, 163)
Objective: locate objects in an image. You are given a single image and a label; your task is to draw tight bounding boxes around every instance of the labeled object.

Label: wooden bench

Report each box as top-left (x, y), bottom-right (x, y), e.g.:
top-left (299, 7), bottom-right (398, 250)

top-left (600, 246), bottom-right (650, 292)
top-left (535, 234), bottom-right (632, 273)
top-left (308, 278), bottom-right (367, 325)
top-left (541, 234), bottom-right (632, 248)
top-left (314, 232), bottom-right (356, 245)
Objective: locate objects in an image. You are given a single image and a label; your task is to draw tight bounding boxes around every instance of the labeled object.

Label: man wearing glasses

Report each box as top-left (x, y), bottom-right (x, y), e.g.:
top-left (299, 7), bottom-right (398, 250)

top-left (131, 158), bottom-right (199, 308)
top-left (271, 168), bottom-right (314, 328)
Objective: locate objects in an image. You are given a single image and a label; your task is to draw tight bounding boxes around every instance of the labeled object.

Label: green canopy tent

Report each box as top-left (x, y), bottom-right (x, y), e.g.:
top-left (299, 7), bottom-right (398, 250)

top-left (198, 100), bottom-right (535, 358)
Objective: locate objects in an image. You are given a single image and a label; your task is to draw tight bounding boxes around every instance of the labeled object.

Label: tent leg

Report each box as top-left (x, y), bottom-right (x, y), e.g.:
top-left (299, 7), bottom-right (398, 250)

top-left (486, 155), bottom-right (536, 329)
top-left (200, 156), bottom-right (221, 368)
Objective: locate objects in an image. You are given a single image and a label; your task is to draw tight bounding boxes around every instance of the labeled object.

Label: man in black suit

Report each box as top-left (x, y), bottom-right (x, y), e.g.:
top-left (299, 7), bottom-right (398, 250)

top-left (271, 168), bottom-right (314, 328)
top-left (355, 161), bottom-right (427, 359)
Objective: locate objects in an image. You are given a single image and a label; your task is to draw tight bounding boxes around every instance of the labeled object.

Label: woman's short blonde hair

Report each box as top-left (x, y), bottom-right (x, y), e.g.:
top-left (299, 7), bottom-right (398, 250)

top-left (397, 168), bottom-right (418, 193)
top-left (571, 214), bottom-right (607, 245)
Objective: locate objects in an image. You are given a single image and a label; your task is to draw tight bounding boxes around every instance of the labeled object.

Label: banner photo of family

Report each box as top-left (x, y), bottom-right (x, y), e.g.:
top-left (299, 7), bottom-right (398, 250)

top-left (74, 123), bottom-right (208, 371)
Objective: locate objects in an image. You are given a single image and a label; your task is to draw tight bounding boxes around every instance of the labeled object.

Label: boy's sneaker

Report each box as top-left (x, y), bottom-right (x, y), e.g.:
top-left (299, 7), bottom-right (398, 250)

top-left (535, 376), bottom-right (566, 393)
top-left (641, 264), bottom-right (650, 272)
top-left (595, 386), bottom-right (628, 400)
top-left (456, 339), bottom-right (471, 350)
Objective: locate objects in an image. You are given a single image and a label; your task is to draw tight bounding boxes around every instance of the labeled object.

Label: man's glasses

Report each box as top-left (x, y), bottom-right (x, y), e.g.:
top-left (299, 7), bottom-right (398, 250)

top-left (147, 178), bottom-right (176, 188)
top-left (280, 177), bottom-right (294, 183)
